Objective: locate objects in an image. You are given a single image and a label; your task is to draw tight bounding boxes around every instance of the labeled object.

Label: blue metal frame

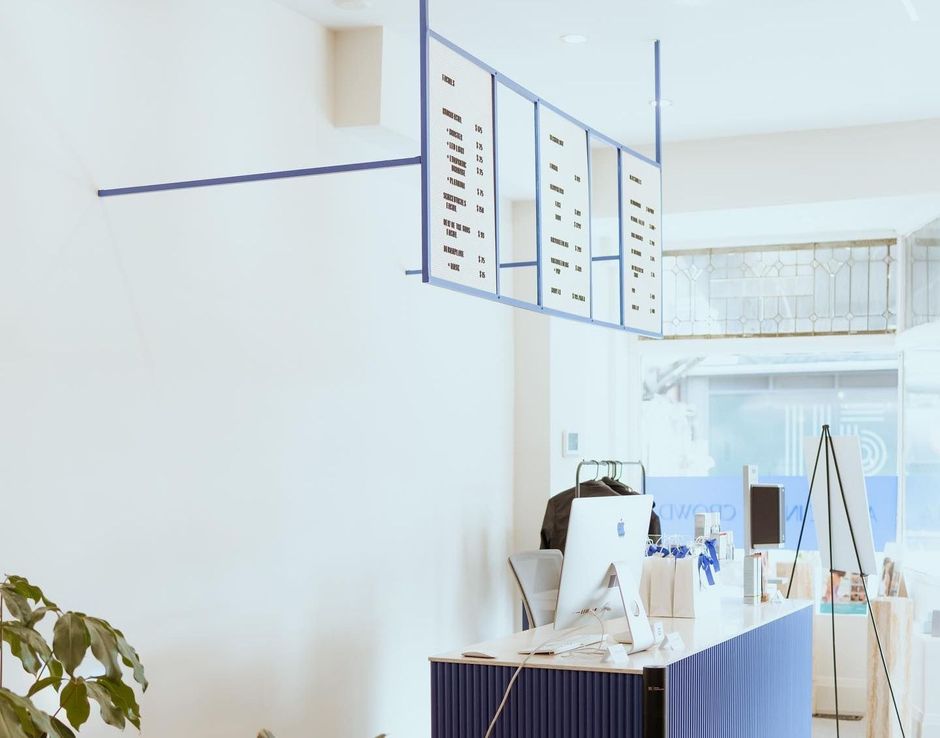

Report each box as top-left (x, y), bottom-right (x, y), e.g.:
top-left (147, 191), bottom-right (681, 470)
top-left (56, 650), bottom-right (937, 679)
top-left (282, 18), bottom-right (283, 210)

top-left (425, 28), bottom-right (659, 170)
top-left (96, 0), bottom-right (663, 338)
top-left (617, 149), bottom-right (626, 327)
top-left (97, 156), bottom-right (421, 197)
top-left (533, 100), bottom-right (544, 307)
top-left (654, 39), bottom-right (662, 166)
top-left (420, 0), bottom-right (431, 283)
top-left (420, 10), bottom-right (664, 337)
top-left (491, 55), bottom-right (501, 297)
top-left (585, 128), bottom-right (595, 321)
top-left (655, 39), bottom-right (664, 336)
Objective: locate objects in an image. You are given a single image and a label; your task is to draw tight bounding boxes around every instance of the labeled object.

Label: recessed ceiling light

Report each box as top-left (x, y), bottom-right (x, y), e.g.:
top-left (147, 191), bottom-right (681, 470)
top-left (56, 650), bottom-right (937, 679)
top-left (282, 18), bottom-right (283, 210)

top-left (334, 0), bottom-right (372, 9)
top-left (649, 98), bottom-right (673, 108)
top-left (560, 34), bottom-right (588, 44)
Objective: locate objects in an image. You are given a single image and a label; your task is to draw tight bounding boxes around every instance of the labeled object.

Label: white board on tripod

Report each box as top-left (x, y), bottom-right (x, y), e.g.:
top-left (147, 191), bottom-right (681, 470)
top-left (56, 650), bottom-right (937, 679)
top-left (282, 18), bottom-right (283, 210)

top-left (802, 435), bottom-right (877, 576)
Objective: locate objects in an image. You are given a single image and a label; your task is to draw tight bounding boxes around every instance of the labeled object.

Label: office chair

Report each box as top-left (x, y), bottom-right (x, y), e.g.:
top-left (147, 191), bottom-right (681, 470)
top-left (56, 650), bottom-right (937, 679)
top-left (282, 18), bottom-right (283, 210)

top-left (508, 550), bottom-right (563, 629)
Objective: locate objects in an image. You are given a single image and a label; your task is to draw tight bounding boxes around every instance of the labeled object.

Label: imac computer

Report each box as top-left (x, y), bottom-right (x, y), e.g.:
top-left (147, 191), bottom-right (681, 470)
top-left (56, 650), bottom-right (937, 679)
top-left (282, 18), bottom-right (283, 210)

top-left (554, 495), bottom-right (655, 652)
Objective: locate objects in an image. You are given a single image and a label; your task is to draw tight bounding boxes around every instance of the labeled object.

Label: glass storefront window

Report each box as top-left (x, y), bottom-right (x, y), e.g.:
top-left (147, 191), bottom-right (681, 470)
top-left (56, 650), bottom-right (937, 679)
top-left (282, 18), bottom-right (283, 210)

top-left (642, 352), bottom-right (899, 547)
top-left (902, 346), bottom-right (940, 551)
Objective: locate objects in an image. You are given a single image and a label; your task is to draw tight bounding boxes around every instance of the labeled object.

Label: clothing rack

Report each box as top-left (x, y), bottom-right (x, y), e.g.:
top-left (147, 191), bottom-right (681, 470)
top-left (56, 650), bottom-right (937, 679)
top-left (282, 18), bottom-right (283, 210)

top-left (574, 459), bottom-right (647, 498)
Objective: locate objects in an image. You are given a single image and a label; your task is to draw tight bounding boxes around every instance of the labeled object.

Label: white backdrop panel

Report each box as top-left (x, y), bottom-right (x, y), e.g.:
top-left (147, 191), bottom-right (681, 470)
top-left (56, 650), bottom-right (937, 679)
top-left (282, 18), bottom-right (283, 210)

top-left (803, 434), bottom-right (878, 576)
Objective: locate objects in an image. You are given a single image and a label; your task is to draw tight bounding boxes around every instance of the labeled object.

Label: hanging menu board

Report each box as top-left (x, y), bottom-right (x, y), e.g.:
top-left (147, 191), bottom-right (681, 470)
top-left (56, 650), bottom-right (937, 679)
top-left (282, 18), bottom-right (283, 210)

top-left (426, 38), bottom-right (497, 293)
top-left (621, 156), bottom-right (662, 335)
top-left (537, 107), bottom-right (591, 318)
top-left (421, 26), bottom-right (663, 337)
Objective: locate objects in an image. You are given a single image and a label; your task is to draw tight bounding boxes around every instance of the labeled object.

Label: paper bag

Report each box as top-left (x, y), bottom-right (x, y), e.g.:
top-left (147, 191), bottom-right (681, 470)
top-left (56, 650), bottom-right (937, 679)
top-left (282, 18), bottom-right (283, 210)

top-left (672, 554), bottom-right (721, 618)
top-left (647, 556), bottom-right (676, 618)
top-left (640, 556), bottom-right (656, 614)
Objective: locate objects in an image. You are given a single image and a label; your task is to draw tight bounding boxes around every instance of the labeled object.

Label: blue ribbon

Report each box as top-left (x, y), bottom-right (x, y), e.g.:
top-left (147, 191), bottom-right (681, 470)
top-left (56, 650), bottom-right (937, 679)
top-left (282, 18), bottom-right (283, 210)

top-left (646, 544), bottom-right (668, 557)
top-left (698, 553), bottom-right (716, 586)
top-left (704, 539), bottom-right (721, 572)
top-left (671, 545), bottom-right (690, 559)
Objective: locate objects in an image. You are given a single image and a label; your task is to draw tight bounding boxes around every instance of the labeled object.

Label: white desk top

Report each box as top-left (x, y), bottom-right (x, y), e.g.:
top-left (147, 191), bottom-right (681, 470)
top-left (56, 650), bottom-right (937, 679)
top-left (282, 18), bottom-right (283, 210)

top-left (430, 593), bottom-right (812, 676)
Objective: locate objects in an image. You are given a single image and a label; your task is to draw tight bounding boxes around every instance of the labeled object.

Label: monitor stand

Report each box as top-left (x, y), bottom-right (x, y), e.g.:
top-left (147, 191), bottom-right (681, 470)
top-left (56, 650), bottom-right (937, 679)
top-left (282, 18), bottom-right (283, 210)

top-left (608, 561), bottom-right (656, 654)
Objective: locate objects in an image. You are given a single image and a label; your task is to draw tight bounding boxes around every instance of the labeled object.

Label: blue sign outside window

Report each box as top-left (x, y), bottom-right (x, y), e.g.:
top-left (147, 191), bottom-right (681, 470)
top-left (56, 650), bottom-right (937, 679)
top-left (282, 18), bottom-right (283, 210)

top-left (647, 475), bottom-right (898, 551)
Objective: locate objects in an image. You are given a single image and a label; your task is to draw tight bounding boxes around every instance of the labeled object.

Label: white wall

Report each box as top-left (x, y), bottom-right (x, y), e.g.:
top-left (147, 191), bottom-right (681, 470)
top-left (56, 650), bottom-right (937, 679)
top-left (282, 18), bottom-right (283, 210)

top-left (628, 119), bottom-right (940, 249)
top-left (0, 2), bottom-right (514, 736)
top-left (547, 321), bottom-right (643, 495)
top-left (508, 147), bottom-right (645, 553)
top-left (512, 312), bottom-right (644, 552)
top-left (648, 118), bottom-right (940, 214)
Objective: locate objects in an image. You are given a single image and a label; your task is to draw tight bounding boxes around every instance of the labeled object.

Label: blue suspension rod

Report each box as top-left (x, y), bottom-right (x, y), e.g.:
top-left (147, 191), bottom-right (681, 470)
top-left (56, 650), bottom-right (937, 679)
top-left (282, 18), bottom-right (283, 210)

top-left (97, 155), bottom-right (422, 197)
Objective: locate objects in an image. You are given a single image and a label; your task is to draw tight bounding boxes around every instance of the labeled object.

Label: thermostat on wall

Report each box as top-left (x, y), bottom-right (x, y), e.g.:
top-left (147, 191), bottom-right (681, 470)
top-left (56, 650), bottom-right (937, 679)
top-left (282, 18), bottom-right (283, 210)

top-left (563, 431), bottom-right (581, 457)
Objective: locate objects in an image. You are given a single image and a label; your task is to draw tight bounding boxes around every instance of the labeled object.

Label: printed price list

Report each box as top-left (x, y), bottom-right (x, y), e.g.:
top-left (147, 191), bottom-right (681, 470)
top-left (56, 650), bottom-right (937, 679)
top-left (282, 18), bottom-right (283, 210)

top-left (427, 39), bottom-right (496, 292)
top-left (621, 157), bottom-right (662, 334)
top-left (538, 107), bottom-right (591, 317)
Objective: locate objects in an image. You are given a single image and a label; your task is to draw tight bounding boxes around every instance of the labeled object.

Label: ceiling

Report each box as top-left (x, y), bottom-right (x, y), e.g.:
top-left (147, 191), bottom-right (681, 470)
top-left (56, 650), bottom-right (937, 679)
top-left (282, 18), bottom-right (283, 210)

top-left (278, 0), bottom-right (940, 146)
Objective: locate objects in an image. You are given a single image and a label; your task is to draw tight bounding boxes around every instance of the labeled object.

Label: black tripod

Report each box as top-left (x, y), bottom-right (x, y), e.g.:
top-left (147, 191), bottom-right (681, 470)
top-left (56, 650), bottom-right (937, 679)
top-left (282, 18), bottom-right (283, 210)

top-left (788, 425), bottom-right (905, 738)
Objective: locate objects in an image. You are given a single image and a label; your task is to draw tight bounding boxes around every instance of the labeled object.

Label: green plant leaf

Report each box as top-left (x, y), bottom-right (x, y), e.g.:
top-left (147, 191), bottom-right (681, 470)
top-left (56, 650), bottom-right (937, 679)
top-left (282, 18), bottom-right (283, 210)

top-left (0, 691), bottom-right (35, 738)
top-left (3, 624), bottom-right (52, 662)
top-left (59, 680), bottom-right (90, 731)
top-left (7, 577), bottom-right (42, 603)
top-left (1, 627), bottom-right (40, 675)
top-left (6, 576), bottom-right (58, 610)
top-left (0, 586), bottom-right (33, 624)
top-left (85, 682), bottom-right (126, 729)
top-left (25, 607), bottom-right (54, 628)
top-left (97, 678), bottom-right (141, 729)
top-left (50, 716), bottom-right (75, 738)
top-left (0, 687), bottom-right (57, 737)
top-left (26, 676), bottom-right (64, 698)
top-left (48, 658), bottom-right (64, 688)
top-left (0, 699), bottom-right (30, 738)
top-left (85, 619), bottom-right (122, 680)
top-left (53, 614), bottom-right (90, 675)
top-left (110, 626), bottom-right (147, 692)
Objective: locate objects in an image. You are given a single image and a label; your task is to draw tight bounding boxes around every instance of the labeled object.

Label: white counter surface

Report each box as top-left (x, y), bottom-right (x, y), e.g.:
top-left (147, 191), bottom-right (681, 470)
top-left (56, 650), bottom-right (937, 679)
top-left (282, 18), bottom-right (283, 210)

top-left (430, 594), bottom-right (812, 675)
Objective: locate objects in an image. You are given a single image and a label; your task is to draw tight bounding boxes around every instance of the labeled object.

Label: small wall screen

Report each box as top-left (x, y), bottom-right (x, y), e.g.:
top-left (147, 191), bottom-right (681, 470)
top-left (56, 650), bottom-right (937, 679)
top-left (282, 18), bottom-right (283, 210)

top-left (750, 484), bottom-right (785, 547)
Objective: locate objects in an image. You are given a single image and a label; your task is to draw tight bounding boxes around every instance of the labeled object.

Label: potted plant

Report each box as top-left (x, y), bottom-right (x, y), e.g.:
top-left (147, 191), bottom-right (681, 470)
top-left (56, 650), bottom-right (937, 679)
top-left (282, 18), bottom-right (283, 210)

top-left (0, 575), bottom-right (146, 737)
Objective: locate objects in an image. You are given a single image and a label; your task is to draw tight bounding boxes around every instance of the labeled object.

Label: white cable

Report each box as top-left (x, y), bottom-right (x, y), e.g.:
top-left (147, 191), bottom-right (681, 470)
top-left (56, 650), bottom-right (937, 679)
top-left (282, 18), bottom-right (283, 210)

top-left (482, 606), bottom-right (609, 738)
top-left (572, 607), bottom-right (609, 655)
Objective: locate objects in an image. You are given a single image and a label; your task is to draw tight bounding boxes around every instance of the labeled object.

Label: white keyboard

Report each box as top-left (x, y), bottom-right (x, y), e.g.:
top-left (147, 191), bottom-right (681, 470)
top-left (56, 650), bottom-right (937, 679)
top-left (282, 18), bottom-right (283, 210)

top-left (519, 634), bottom-right (606, 655)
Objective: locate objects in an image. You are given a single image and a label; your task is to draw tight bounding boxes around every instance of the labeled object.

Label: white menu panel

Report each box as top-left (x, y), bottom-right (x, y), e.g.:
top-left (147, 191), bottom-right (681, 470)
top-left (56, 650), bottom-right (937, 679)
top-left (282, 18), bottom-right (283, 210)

top-left (621, 155), bottom-right (662, 335)
top-left (537, 107), bottom-right (591, 317)
top-left (427, 39), bottom-right (497, 292)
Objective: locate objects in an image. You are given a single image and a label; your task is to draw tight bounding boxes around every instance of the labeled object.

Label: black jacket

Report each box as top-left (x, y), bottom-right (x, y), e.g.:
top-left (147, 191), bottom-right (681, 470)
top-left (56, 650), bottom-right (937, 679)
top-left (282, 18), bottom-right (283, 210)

top-left (540, 479), bottom-right (661, 553)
